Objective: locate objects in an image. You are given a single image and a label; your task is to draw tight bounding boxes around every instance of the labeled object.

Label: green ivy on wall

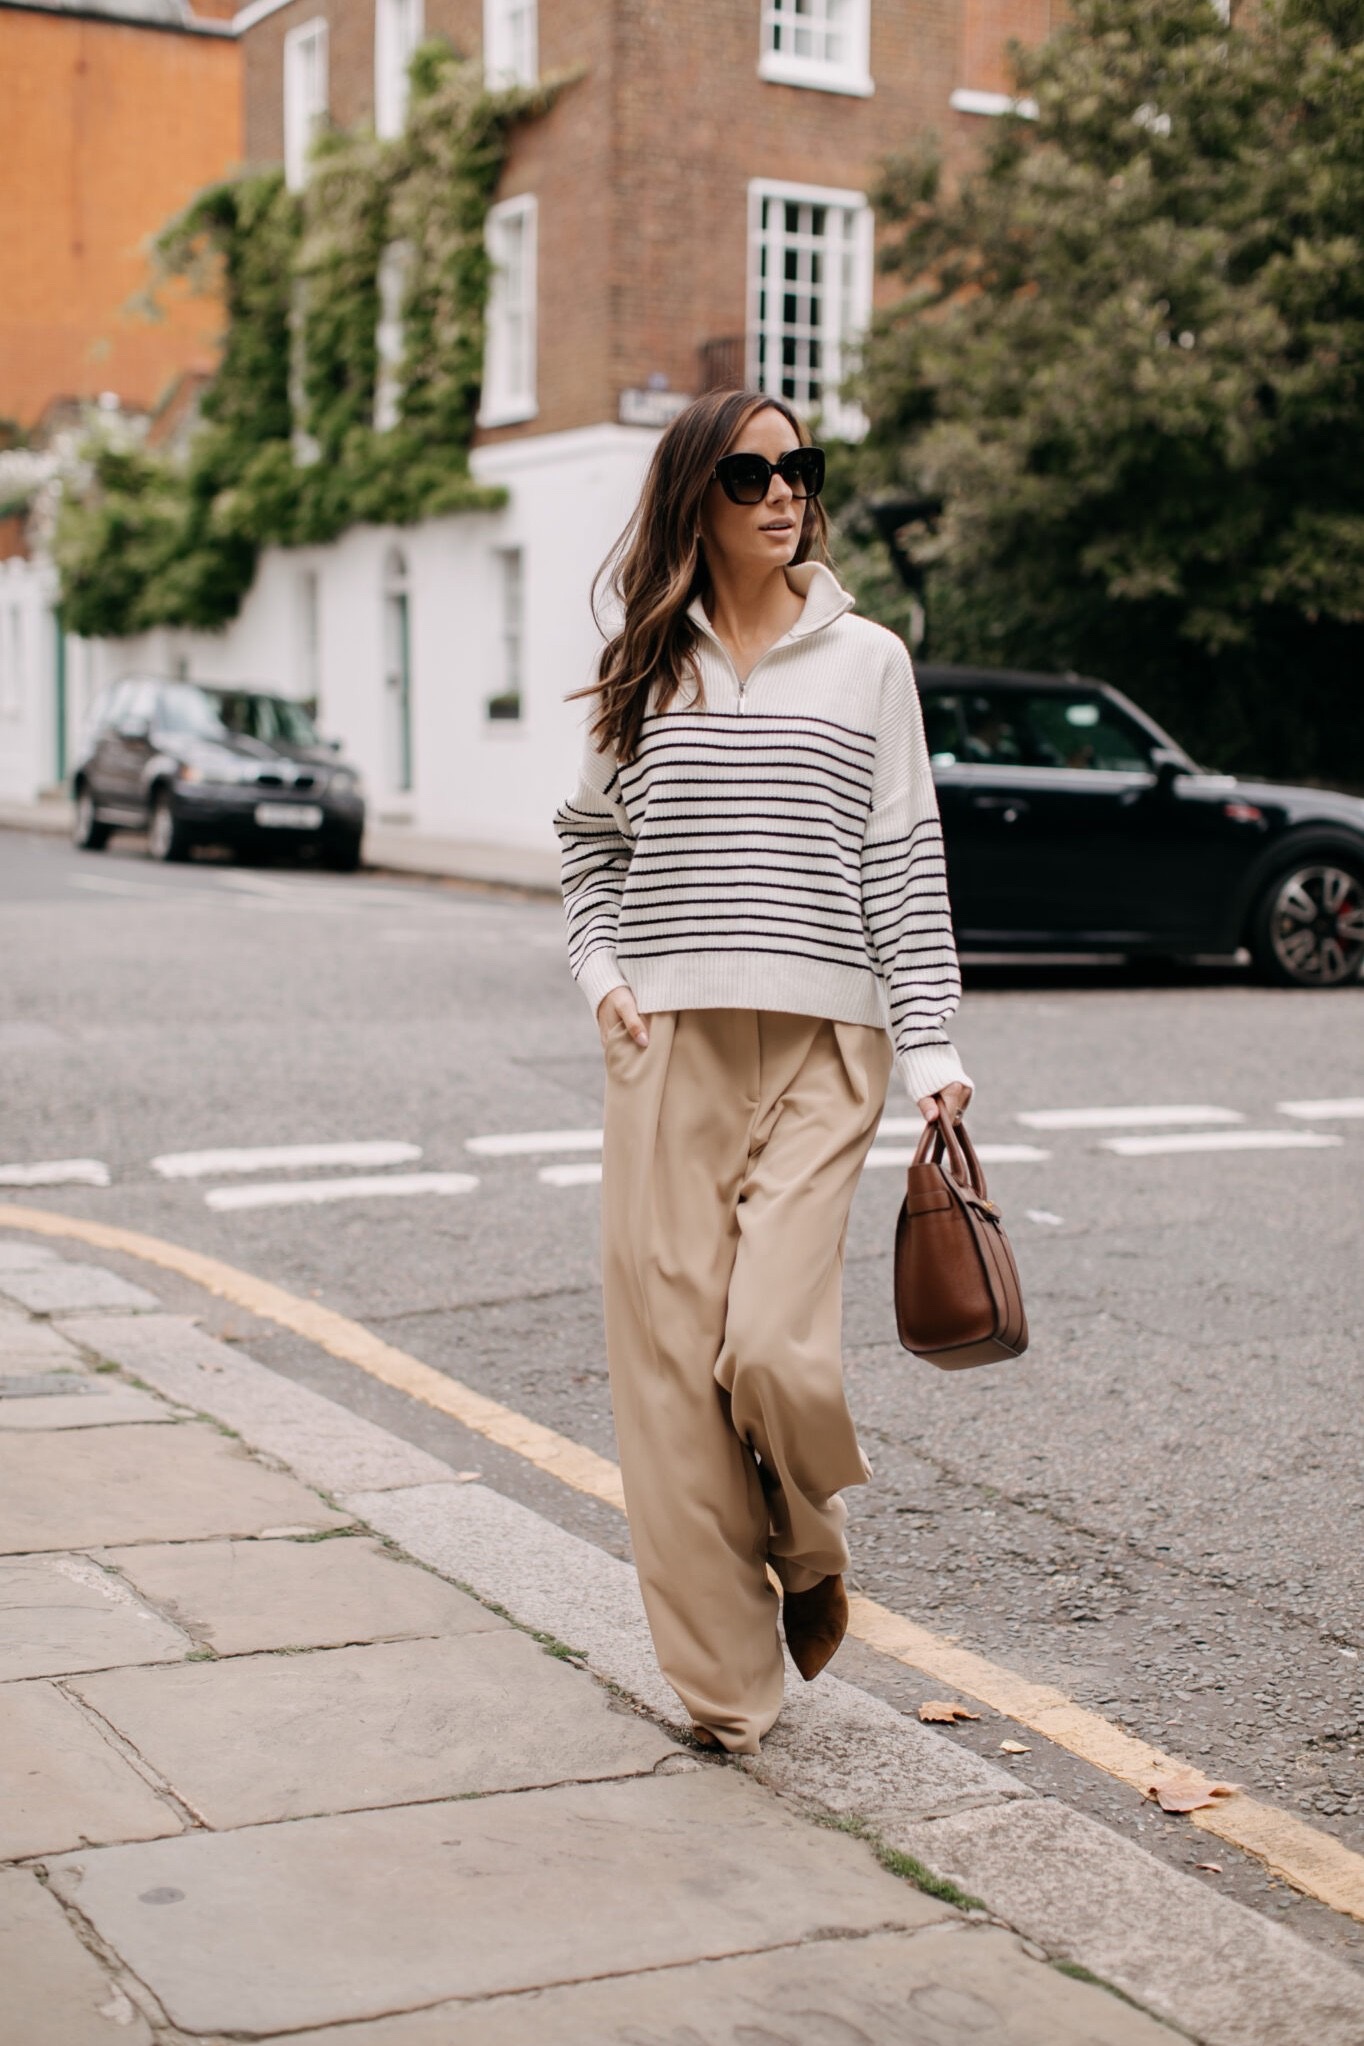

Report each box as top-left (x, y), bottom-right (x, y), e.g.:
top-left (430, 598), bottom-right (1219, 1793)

top-left (54, 44), bottom-right (572, 639)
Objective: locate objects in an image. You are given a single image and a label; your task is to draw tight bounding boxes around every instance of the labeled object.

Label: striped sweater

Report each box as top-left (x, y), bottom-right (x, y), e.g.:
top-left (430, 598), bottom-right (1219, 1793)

top-left (553, 560), bottom-right (969, 1103)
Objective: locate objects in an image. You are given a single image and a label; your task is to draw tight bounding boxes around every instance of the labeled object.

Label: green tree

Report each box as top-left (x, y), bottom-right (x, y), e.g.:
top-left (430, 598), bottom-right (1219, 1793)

top-left (848, 0), bottom-right (1364, 782)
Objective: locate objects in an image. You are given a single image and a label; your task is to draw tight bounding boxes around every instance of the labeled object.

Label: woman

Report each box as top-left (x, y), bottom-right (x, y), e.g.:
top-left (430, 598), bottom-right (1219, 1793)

top-left (553, 387), bottom-right (972, 1755)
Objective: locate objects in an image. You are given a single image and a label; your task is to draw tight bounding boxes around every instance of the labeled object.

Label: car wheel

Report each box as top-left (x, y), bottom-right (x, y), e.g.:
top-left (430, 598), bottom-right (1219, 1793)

top-left (147, 789), bottom-right (191, 864)
top-left (1250, 858), bottom-right (1364, 987)
top-left (72, 784), bottom-right (111, 851)
top-left (321, 831), bottom-right (362, 874)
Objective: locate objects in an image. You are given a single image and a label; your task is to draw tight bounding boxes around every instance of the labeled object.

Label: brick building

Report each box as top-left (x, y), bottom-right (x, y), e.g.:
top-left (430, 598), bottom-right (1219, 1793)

top-left (0, 0), bottom-right (241, 429)
top-left (6, 0), bottom-right (1055, 837)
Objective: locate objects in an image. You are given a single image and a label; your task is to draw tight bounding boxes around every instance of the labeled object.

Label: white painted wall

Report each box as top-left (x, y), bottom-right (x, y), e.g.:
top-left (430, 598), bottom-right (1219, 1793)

top-left (14, 421), bottom-right (658, 849)
top-left (0, 557), bottom-right (57, 802)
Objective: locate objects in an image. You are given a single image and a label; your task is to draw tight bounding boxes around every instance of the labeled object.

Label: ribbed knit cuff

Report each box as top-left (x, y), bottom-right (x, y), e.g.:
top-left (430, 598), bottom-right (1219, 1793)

top-left (576, 948), bottom-right (629, 1020)
top-left (897, 1040), bottom-right (972, 1106)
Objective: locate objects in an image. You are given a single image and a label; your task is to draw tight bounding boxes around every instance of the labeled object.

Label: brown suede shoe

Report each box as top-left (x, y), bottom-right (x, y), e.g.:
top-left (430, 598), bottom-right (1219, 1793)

top-left (782, 1573), bottom-right (849, 1681)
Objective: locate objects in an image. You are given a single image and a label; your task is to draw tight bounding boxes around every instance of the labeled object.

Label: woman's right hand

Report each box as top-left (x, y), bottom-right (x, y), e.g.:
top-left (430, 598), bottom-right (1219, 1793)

top-left (597, 987), bottom-right (649, 1049)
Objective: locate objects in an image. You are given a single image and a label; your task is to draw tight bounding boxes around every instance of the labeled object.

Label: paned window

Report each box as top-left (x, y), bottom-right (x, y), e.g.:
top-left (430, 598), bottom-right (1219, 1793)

top-left (480, 195), bottom-right (537, 427)
top-left (486, 548), bottom-right (524, 721)
top-left (747, 181), bottom-right (872, 440)
top-left (484, 0), bottom-right (537, 88)
top-left (375, 0), bottom-right (424, 139)
top-left (373, 241), bottom-right (413, 431)
top-left (759, 0), bottom-right (872, 96)
top-left (283, 18), bottom-right (328, 192)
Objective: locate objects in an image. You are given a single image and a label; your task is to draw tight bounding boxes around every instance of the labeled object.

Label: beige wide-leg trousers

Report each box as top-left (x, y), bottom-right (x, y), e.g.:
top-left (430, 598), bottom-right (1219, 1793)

top-left (601, 1008), bottom-right (894, 1754)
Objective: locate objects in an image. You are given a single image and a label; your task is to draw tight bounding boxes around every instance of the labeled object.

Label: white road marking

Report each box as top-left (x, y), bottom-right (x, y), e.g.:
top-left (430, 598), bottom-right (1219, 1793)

top-left (1278, 1098), bottom-right (1364, 1120)
top-left (1101, 1130), bottom-right (1344, 1158)
top-left (538, 1163), bottom-right (604, 1188)
top-left (0, 1158), bottom-right (111, 1188)
top-left (153, 1141), bottom-right (421, 1180)
top-left (467, 1130), bottom-right (603, 1157)
top-left (205, 1171), bottom-right (478, 1211)
top-left (876, 1117), bottom-right (927, 1137)
top-left (1026, 1209), bottom-right (1066, 1226)
top-left (1016, 1105), bottom-right (1244, 1130)
top-left (863, 1143), bottom-right (1050, 1168)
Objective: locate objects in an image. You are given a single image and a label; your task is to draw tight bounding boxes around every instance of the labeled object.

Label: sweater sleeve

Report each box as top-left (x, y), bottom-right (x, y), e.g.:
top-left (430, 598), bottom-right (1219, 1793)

top-left (553, 731), bottom-right (634, 1018)
top-left (860, 643), bottom-right (972, 1104)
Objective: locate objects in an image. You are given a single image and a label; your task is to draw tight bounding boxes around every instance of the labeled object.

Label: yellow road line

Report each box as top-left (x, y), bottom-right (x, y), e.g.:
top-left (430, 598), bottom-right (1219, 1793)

top-left (4, 1201), bottom-right (1361, 1923)
top-left (0, 1203), bottom-right (623, 1511)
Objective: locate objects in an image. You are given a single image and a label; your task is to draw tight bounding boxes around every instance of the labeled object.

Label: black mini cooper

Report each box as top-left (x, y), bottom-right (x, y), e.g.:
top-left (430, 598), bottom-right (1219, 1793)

top-left (918, 666), bottom-right (1364, 988)
top-left (71, 679), bottom-right (365, 872)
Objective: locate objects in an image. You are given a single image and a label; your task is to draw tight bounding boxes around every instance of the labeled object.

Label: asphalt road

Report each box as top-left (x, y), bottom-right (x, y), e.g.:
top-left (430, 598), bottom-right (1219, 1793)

top-left (3, 828), bottom-right (1362, 1961)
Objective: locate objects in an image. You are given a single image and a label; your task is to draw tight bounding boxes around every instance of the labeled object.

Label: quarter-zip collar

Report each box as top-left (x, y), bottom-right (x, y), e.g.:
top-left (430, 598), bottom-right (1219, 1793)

top-left (685, 560), bottom-right (855, 672)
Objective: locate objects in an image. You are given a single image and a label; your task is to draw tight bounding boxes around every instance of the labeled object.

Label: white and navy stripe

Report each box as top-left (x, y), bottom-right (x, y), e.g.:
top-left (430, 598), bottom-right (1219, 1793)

top-left (553, 562), bottom-right (967, 1103)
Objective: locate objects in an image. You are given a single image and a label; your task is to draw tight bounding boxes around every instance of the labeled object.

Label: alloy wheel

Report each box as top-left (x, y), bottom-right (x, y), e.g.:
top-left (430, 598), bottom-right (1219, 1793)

top-left (1268, 864), bottom-right (1364, 986)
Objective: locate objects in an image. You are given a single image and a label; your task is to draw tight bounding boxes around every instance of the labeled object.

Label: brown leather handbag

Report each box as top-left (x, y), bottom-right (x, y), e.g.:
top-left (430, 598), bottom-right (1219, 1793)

top-left (893, 1119), bottom-right (1029, 1368)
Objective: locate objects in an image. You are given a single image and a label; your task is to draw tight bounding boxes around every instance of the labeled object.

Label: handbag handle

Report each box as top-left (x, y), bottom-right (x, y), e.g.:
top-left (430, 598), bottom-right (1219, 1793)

top-left (910, 1115), bottom-right (993, 1206)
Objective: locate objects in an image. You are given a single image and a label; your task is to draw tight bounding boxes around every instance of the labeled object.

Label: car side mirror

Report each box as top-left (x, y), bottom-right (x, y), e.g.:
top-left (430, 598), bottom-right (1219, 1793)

top-left (1150, 749), bottom-right (1189, 795)
top-left (117, 714), bottom-right (152, 743)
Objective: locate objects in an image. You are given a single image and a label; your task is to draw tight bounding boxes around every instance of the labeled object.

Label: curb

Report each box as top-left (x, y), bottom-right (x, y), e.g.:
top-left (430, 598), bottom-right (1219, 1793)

top-left (0, 801), bottom-right (560, 896)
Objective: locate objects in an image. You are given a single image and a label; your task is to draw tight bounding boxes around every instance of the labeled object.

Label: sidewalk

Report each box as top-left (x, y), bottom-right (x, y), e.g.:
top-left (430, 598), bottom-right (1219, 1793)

top-left (0, 797), bottom-right (560, 894)
top-left (3, 1231), bottom-right (1363, 2044)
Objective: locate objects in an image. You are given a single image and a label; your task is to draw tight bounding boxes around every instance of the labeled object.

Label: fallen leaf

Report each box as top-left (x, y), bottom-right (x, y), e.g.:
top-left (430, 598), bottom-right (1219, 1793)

top-left (1000, 1739), bottom-right (1031, 1754)
top-left (1195, 1862), bottom-right (1224, 1874)
top-left (919, 1701), bottom-right (981, 1724)
top-left (1145, 1771), bottom-right (1240, 1814)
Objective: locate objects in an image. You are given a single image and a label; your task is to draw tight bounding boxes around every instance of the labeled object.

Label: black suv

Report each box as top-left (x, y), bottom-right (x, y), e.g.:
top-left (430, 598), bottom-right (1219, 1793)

top-left (918, 666), bottom-right (1364, 988)
top-left (71, 679), bottom-right (366, 871)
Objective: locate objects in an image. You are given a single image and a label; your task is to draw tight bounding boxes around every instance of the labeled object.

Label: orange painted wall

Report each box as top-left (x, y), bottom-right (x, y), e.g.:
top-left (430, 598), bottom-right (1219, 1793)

top-left (0, 7), bottom-right (242, 428)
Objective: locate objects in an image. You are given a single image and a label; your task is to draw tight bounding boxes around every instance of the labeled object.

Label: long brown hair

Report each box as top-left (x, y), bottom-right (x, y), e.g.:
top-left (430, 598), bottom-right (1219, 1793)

top-left (574, 388), bottom-right (830, 764)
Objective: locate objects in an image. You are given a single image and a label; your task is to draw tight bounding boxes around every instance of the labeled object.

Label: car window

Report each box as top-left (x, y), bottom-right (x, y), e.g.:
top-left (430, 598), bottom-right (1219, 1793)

top-left (921, 693), bottom-right (965, 764)
top-left (155, 683), bottom-right (228, 738)
top-left (205, 693), bottom-right (320, 745)
top-left (1020, 692), bottom-right (1155, 772)
top-left (961, 693), bottom-right (1029, 765)
top-left (123, 682), bottom-right (159, 726)
top-left (957, 689), bottom-right (1154, 771)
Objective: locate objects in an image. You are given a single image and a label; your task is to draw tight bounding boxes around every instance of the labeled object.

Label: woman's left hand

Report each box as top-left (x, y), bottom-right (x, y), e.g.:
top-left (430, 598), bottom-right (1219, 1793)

top-left (917, 1082), bottom-right (973, 1126)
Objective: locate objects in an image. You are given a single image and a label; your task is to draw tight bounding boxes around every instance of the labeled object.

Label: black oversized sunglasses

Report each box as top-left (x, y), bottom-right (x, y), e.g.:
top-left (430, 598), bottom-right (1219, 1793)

top-left (711, 447), bottom-right (826, 506)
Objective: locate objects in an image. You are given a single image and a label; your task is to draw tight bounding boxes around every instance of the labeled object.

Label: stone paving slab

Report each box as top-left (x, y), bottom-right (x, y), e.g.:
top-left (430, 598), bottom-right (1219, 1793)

top-left (72, 1631), bottom-right (676, 1827)
top-left (47, 1772), bottom-right (948, 2037)
top-left (0, 1867), bottom-right (153, 2046)
top-left (58, 1314), bottom-right (455, 1494)
top-left (894, 1799), bottom-right (1364, 2046)
top-left (0, 1265), bottom-right (159, 1315)
top-left (0, 1240), bottom-right (60, 1272)
top-left (0, 1308), bottom-right (86, 1372)
top-left (0, 1554), bottom-right (189, 1681)
top-left (274, 1924), bottom-right (1178, 2046)
top-left (0, 1424), bottom-right (349, 1554)
top-left (0, 1682), bottom-right (182, 1860)
top-left (99, 1533), bottom-right (500, 1656)
top-left (0, 1381), bottom-right (169, 1429)
top-left (352, 1480), bottom-right (1030, 1821)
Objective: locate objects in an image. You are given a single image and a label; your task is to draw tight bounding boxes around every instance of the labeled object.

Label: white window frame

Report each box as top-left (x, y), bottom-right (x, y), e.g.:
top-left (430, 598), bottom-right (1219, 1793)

top-left (484, 0), bottom-right (537, 89)
top-left (485, 545), bottom-right (525, 723)
top-left (759, 0), bottom-right (872, 98)
top-left (747, 179), bottom-right (873, 442)
top-left (949, 86), bottom-right (1038, 119)
top-left (480, 194), bottom-right (538, 428)
top-left (373, 240), bottom-right (413, 431)
top-left (375, 0), bottom-right (424, 139)
top-left (284, 19), bottom-right (329, 192)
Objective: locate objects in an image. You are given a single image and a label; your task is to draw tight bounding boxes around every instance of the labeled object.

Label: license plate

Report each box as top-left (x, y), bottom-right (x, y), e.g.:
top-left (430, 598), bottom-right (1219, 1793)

top-left (255, 803), bottom-right (323, 830)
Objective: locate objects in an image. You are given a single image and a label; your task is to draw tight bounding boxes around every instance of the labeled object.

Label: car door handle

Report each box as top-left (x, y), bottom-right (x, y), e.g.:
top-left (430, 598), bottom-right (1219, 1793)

top-left (970, 796), bottom-right (1029, 820)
